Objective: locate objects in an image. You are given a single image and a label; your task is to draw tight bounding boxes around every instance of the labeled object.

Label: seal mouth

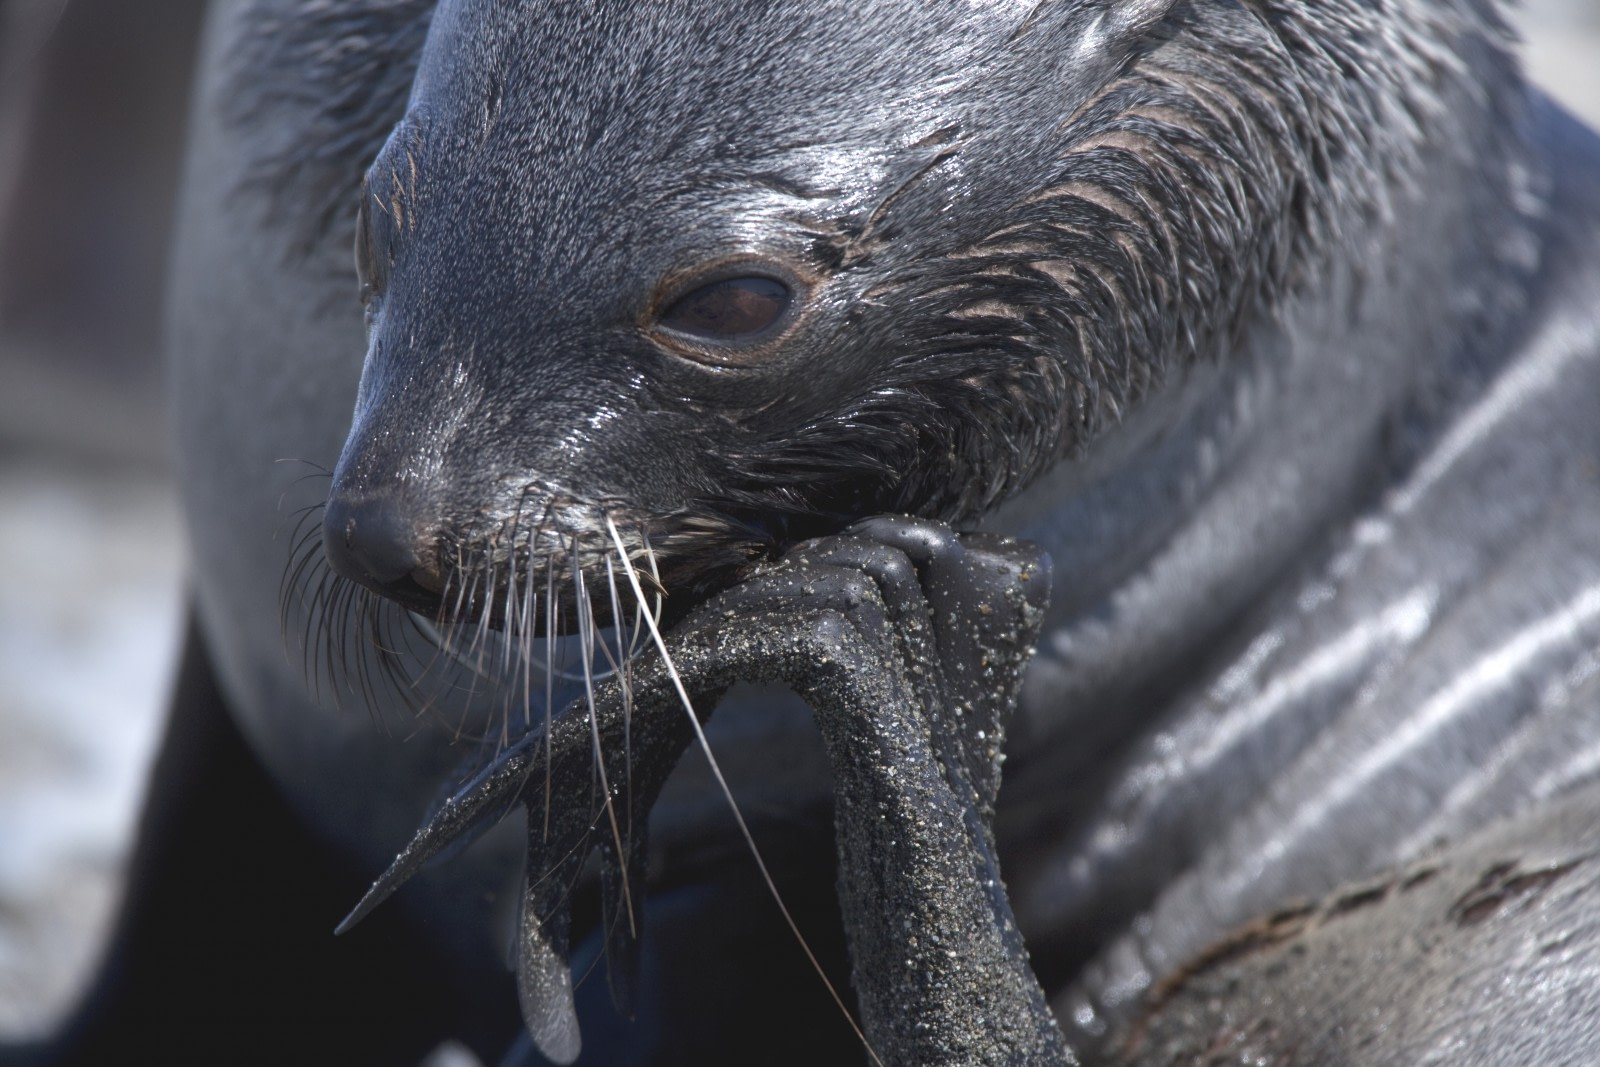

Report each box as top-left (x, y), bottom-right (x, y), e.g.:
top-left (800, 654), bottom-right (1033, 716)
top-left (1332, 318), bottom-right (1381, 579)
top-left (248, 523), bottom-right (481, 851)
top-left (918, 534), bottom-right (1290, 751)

top-left (284, 495), bottom-right (707, 730)
top-left (426, 532), bottom-right (670, 635)
top-left (307, 481), bottom-right (780, 642)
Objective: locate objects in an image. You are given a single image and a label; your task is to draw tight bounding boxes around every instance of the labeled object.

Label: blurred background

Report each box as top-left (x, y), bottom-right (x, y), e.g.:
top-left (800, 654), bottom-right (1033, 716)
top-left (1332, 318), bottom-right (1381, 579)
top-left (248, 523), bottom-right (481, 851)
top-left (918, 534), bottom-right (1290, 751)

top-left (0, 0), bottom-right (1597, 1044)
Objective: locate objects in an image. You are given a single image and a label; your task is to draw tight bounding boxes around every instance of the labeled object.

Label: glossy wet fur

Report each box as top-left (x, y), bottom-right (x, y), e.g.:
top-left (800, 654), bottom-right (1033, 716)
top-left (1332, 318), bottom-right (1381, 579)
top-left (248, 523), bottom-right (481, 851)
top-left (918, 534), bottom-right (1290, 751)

top-left (296, 1), bottom-right (1564, 1061)
top-left (35, 0), bottom-right (1600, 1064)
top-left (321, 0), bottom-right (1335, 625)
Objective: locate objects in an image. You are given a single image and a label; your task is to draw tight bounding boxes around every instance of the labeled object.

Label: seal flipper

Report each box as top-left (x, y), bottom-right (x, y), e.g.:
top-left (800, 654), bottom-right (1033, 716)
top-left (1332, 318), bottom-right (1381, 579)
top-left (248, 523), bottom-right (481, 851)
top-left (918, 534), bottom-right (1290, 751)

top-left (338, 729), bottom-right (544, 935)
top-left (346, 519), bottom-right (1059, 1064)
top-left (598, 828), bottom-right (647, 1021)
top-left (707, 521), bottom-right (1067, 1065)
top-left (340, 628), bottom-right (713, 1062)
top-left (515, 836), bottom-right (583, 1066)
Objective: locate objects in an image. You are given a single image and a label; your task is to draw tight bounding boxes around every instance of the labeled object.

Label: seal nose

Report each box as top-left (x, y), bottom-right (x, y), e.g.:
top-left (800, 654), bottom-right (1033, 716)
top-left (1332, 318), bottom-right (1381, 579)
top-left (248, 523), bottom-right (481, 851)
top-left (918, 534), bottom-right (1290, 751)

top-left (322, 493), bottom-right (441, 609)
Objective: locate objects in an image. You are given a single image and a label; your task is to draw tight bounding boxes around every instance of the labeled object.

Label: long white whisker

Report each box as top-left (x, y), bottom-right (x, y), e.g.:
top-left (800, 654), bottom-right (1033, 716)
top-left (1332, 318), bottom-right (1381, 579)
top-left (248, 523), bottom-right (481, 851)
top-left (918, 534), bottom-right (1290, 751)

top-left (602, 516), bottom-right (881, 1067)
top-left (544, 551), bottom-right (558, 840)
top-left (573, 542), bottom-right (638, 936)
top-left (520, 561), bottom-right (536, 739)
top-left (498, 519), bottom-right (522, 745)
top-left (603, 553), bottom-right (637, 861)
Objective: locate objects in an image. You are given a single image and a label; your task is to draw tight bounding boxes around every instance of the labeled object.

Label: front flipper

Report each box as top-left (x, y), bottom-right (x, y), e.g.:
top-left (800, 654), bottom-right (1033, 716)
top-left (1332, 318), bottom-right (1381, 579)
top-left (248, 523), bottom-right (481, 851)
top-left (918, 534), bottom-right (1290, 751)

top-left (721, 517), bottom-right (1067, 1065)
top-left (344, 517), bottom-right (1064, 1066)
top-left (337, 642), bottom-right (712, 1065)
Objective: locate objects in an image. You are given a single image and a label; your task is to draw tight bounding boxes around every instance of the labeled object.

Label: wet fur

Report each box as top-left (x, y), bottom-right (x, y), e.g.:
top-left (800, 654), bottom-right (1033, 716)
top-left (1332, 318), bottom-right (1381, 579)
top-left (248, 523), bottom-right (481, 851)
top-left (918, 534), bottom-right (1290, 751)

top-left (247, 0), bottom-right (1528, 644)
top-left (131, 1), bottom-right (1600, 1064)
top-left (258, 1), bottom-right (1538, 1040)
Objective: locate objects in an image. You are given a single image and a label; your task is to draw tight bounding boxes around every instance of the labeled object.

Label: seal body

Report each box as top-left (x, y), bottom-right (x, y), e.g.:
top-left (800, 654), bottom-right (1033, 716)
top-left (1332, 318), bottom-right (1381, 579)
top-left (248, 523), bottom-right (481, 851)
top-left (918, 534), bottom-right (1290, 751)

top-left (31, 0), bottom-right (1600, 1064)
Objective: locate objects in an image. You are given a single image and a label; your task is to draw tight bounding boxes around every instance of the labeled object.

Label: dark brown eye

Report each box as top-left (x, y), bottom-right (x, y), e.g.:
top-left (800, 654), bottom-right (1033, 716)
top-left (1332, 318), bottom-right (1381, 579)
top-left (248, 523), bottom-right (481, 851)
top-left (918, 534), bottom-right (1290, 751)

top-left (658, 276), bottom-right (791, 341)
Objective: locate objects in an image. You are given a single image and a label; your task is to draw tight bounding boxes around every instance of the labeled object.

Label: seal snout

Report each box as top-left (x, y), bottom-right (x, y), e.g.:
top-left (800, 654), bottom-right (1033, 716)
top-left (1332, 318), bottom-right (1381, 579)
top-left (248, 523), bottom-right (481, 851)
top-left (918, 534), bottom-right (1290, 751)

top-left (322, 491), bottom-right (443, 612)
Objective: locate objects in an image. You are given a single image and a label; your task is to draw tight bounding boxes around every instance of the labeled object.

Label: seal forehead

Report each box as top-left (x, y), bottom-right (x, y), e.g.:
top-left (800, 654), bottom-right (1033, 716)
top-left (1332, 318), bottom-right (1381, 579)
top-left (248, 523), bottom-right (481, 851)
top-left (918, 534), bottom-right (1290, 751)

top-left (409, 0), bottom-right (1157, 204)
top-left (418, 0), bottom-right (1016, 132)
top-left (407, 2), bottom-right (975, 239)
top-left (388, 0), bottom-right (1188, 310)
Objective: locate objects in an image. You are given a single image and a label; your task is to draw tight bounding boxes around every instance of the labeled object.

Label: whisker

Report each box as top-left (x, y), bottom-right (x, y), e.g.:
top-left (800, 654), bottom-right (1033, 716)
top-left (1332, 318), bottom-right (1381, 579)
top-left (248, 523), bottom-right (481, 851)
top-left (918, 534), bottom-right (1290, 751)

top-left (602, 552), bottom-right (636, 851)
top-left (636, 528), bottom-right (663, 658)
top-left (308, 571), bottom-right (343, 708)
top-left (573, 539), bottom-right (637, 938)
top-left (518, 555), bottom-right (538, 743)
top-left (450, 541), bottom-right (472, 630)
top-left (544, 549), bottom-right (558, 842)
top-left (448, 555), bottom-right (493, 741)
top-left (271, 456), bottom-right (335, 478)
top-left (357, 592), bottom-right (397, 727)
top-left (497, 506), bottom-right (527, 749)
top-left (603, 515), bottom-right (882, 1067)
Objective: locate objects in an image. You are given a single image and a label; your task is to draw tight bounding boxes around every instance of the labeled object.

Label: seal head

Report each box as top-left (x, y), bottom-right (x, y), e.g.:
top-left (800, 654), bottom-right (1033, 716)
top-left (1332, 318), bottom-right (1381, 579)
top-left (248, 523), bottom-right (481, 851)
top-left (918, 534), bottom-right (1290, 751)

top-left (322, 0), bottom-right (1309, 631)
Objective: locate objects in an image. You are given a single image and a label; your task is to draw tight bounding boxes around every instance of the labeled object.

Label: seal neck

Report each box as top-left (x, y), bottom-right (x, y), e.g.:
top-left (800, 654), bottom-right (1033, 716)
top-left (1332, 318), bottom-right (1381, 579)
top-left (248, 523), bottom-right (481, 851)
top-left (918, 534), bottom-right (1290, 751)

top-left (988, 0), bottom-right (1545, 761)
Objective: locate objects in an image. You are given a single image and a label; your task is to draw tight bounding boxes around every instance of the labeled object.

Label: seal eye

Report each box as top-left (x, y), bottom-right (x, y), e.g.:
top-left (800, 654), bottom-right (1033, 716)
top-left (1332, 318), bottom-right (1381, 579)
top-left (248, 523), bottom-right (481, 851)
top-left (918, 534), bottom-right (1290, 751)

top-left (354, 181), bottom-right (389, 313)
top-left (658, 276), bottom-right (791, 342)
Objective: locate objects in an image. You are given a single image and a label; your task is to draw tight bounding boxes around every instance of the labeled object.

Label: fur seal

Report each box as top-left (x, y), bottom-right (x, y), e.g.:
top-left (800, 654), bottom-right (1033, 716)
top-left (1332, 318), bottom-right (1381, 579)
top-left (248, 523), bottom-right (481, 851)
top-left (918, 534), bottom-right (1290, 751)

top-left (17, 1), bottom-right (1600, 1065)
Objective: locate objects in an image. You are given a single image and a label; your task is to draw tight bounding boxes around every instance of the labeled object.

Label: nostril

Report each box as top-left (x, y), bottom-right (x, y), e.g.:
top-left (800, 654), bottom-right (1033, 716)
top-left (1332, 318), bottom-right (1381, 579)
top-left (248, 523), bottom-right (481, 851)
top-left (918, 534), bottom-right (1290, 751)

top-left (322, 493), bottom-right (431, 595)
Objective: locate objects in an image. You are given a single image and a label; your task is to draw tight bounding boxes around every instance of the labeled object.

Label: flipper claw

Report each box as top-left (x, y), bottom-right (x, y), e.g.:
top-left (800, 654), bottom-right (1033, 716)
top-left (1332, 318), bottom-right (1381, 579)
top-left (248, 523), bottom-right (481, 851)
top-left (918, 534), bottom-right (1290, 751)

top-left (335, 730), bottom-right (543, 935)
